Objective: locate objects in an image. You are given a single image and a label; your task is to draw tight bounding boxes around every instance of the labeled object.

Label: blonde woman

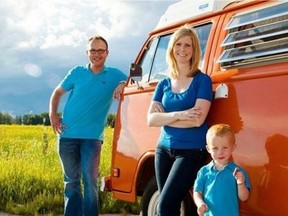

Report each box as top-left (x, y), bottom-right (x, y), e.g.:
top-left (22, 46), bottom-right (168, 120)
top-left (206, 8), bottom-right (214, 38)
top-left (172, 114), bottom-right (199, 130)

top-left (147, 25), bottom-right (213, 215)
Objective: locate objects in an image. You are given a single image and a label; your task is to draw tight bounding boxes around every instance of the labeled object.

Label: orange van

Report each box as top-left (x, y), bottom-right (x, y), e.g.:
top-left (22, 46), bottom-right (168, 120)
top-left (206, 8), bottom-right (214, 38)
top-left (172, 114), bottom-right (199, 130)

top-left (103, 0), bottom-right (288, 215)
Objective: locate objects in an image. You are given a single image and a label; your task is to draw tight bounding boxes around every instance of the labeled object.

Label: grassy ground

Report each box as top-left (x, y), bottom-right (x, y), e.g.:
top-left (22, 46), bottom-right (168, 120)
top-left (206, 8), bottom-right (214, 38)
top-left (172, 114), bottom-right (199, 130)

top-left (0, 125), bottom-right (139, 215)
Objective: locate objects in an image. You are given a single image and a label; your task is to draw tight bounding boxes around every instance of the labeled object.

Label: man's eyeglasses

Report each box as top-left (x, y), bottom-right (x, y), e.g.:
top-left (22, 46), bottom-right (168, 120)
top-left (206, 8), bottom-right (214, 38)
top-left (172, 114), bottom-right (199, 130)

top-left (88, 49), bottom-right (107, 54)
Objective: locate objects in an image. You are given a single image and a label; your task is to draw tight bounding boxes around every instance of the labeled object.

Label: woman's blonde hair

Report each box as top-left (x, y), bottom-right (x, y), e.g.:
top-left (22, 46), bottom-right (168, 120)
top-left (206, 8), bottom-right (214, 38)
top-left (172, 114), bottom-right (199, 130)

top-left (166, 25), bottom-right (201, 79)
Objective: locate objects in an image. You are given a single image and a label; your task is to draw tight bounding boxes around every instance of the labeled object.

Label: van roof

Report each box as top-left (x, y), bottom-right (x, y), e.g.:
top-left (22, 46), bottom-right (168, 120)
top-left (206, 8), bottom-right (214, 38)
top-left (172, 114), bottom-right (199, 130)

top-left (155, 0), bottom-right (236, 29)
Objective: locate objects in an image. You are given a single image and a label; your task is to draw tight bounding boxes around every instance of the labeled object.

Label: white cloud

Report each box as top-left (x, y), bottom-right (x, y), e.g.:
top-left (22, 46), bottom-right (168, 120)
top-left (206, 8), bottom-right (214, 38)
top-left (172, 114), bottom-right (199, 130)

top-left (24, 63), bottom-right (42, 78)
top-left (0, 0), bottom-right (180, 114)
top-left (1, 0), bottom-right (142, 51)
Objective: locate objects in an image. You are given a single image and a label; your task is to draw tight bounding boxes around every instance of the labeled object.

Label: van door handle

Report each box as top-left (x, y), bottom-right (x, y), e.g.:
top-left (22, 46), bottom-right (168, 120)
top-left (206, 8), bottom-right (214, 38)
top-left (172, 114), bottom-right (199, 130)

top-left (215, 83), bottom-right (228, 99)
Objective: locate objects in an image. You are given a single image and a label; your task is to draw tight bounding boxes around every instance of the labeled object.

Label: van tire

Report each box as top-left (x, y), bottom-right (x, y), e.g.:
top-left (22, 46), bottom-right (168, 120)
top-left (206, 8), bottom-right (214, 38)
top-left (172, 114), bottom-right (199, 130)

top-left (140, 177), bottom-right (195, 216)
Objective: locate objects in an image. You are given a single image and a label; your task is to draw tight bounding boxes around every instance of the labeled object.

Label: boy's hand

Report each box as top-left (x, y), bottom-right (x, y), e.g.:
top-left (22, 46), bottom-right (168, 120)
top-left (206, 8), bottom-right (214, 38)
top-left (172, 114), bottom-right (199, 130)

top-left (233, 167), bottom-right (245, 185)
top-left (197, 202), bottom-right (208, 216)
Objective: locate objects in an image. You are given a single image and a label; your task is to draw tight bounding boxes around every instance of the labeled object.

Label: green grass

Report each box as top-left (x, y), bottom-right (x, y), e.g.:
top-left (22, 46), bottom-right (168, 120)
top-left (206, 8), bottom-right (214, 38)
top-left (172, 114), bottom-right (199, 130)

top-left (0, 125), bottom-right (139, 215)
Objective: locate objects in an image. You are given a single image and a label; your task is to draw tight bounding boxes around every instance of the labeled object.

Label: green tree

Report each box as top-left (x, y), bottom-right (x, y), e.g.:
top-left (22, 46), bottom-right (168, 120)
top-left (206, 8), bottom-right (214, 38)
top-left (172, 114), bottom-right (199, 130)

top-left (14, 115), bottom-right (22, 124)
top-left (0, 112), bottom-right (3, 124)
top-left (22, 114), bottom-right (43, 125)
top-left (40, 112), bottom-right (50, 125)
top-left (0, 112), bottom-right (13, 124)
top-left (106, 113), bottom-right (115, 128)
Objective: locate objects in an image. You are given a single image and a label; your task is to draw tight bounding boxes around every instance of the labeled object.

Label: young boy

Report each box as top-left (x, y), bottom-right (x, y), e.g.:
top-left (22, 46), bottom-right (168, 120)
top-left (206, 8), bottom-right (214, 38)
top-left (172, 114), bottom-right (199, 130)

top-left (193, 124), bottom-right (251, 216)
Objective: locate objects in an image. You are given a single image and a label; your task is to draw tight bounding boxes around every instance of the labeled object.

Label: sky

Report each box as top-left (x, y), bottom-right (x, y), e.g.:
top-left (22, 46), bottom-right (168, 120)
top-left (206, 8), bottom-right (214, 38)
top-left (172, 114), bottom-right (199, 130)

top-left (0, 0), bottom-right (180, 116)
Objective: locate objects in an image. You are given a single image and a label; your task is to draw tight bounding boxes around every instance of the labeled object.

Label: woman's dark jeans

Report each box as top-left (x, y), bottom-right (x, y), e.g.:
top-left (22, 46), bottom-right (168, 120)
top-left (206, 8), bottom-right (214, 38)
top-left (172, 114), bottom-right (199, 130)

top-left (155, 146), bottom-right (207, 216)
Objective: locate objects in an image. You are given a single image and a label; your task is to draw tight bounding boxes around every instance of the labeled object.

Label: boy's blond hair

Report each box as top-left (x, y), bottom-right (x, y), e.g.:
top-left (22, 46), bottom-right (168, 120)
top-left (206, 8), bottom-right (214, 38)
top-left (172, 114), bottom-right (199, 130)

top-left (206, 124), bottom-right (235, 145)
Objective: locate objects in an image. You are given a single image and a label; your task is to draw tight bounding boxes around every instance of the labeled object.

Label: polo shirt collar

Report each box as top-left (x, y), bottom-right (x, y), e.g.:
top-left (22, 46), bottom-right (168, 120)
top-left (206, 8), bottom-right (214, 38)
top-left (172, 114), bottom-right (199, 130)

top-left (86, 64), bottom-right (108, 73)
top-left (208, 161), bottom-right (236, 171)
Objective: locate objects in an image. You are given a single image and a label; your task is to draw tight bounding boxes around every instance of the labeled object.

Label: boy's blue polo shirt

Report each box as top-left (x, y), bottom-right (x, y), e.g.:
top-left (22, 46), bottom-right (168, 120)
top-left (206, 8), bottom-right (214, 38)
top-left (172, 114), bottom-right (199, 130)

top-left (59, 64), bottom-right (127, 140)
top-left (194, 161), bottom-right (251, 216)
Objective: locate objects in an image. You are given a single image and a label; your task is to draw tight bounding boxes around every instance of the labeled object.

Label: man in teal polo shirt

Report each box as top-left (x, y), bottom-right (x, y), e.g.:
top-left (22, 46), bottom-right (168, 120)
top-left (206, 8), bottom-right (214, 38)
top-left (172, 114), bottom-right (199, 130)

top-left (49, 35), bottom-right (127, 216)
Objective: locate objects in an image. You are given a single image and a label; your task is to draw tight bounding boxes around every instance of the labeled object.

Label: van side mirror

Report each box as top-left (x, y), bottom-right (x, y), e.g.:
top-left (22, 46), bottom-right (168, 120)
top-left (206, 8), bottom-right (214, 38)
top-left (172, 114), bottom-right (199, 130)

top-left (130, 63), bottom-right (142, 82)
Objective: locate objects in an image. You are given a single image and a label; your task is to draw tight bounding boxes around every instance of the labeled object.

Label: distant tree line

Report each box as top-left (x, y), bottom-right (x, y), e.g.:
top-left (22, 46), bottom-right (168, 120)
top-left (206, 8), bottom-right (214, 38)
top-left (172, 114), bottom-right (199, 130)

top-left (0, 112), bottom-right (50, 125)
top-left (0, 112), bottom-right (116, 128)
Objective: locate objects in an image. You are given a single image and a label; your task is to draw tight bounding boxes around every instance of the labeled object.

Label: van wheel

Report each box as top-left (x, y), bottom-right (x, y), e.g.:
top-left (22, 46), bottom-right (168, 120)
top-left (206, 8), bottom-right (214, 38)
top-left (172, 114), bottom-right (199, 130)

top-left (140, 177), bottom-right (194, 216)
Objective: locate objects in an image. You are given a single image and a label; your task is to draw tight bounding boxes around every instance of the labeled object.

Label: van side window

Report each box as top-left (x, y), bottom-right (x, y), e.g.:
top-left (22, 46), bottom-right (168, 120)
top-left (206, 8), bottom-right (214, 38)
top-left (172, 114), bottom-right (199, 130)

top-left (218, 1), bottom-right (288, 69)
top-left (149, 23), bottom-right (212, 81)
top-left (149, 35), bottom-right (171, 81)
top-left (139, 37), bottom-right (159, 83)
top-left (194, 23), bottom-right (212, 68)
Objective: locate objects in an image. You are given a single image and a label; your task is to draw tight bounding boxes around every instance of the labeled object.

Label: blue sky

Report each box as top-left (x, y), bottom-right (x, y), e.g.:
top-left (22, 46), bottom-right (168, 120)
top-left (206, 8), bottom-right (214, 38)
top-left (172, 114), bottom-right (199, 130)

top-left (0, 0), bottom-right (180, 116)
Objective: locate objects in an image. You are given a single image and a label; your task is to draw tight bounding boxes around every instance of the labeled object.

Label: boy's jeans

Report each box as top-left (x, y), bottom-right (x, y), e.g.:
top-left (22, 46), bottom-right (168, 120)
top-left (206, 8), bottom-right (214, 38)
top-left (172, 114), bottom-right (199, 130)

top-left (58, 138), bottom-right (102, 216)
